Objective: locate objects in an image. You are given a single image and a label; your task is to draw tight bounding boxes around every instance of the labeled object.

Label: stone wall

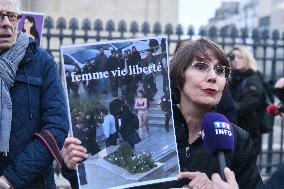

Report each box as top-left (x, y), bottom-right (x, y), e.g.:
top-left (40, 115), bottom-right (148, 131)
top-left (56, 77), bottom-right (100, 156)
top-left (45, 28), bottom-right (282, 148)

top-left (21, 0), bottom-right (179, 29)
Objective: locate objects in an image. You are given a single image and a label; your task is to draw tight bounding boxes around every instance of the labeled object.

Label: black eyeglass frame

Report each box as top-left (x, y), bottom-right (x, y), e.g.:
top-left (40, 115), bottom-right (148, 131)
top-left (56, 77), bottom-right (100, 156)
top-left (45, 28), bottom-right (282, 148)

top-left (0, 11), bottom-right (21, 22)
top-left (190, 62), bottom-right (231, 79)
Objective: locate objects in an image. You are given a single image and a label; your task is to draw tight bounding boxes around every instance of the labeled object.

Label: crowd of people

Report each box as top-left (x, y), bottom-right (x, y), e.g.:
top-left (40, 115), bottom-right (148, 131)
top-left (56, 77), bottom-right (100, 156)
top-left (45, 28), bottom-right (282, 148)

top-left (1, 0), bottom-right (284, 189)
top-left (66, 38), bottom-right (170, 158)
top-left (65, 44), bottom-right (166, 105)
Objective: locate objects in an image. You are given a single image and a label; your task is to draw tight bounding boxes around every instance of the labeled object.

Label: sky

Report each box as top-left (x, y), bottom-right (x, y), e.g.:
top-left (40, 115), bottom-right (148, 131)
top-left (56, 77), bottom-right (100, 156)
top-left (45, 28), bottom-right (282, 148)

top-left (178, 0), bottom-right (240, 31)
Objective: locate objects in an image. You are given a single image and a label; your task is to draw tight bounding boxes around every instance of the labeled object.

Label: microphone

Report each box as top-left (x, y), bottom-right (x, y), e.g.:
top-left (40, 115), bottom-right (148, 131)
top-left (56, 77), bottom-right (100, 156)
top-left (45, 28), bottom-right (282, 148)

top-left (201, 112), bottom-right (234, 180)
top-left (266, 104), bottom-right (284, 116)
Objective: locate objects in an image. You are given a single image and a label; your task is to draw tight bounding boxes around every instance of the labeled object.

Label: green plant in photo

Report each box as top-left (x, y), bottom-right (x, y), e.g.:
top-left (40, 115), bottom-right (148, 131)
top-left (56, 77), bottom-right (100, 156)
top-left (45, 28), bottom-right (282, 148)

top-left (69, 96), bottom-right (103, 124)
top-left (104, 142), bottom-right (157, 174)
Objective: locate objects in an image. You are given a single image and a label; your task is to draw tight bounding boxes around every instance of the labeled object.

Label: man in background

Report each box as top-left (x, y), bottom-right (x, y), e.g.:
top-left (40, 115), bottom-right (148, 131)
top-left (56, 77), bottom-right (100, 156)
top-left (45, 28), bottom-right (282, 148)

top-left (99, 108), bottom-right (117, 147)
top-left (0, 0), bottom-right (68, 188)
top-left (94, 47), bottom-right (108, 93)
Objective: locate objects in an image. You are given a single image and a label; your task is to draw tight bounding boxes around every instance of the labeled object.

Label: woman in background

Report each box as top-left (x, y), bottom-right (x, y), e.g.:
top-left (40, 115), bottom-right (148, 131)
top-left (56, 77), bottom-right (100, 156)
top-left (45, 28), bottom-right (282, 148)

top-left (134, 89), bottom-right (149, 138)
top-left (228, 46), bottom-right (265, 154)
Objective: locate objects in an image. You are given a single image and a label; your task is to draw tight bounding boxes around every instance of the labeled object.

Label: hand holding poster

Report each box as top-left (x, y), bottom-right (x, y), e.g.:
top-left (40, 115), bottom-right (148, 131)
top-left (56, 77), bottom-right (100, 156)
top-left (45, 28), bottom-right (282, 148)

top-left (61, 36), bottom-right (180, 189)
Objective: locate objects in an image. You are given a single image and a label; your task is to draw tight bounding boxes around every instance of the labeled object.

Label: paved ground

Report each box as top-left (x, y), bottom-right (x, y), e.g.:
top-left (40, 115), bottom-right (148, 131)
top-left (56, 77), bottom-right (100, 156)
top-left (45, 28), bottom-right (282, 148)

top-left (55, 126), bottom-right (178, 188)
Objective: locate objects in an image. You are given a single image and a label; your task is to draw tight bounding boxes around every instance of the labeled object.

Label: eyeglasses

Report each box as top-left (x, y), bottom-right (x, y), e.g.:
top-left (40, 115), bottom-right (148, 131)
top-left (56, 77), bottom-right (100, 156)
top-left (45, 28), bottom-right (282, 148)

top-left (190, 62), bottom-right (231, 78)
top-left (0, 11), bottom-right (21, 22)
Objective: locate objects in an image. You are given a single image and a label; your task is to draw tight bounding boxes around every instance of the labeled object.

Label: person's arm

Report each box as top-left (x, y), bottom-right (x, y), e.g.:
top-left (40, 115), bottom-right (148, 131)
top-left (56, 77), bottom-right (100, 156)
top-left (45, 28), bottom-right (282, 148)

top-left (134, 99), bottom-right (139, 110)
top-left (3, 51), bottom-right (69, 188)
top-left (177, 171), bottom-right (211, 188)
top-left (177, 167), bottom-right (239, 189)
top-left (232, 127), bottom-right (263, 189)
top-left (209, 167), bottom-right (239, 189)
top-left (103, 116), bottom-right (110, 138)
top-left (274, 78), bottom-right (284, 88)
top-left (141, 98), bottom-right (148, 109)
top-left (274, 78), bottom-right (284, 106)
top-left (62, 137), bottom-right (88, 170)
top-left (61, 137), bottom-right (88, 189)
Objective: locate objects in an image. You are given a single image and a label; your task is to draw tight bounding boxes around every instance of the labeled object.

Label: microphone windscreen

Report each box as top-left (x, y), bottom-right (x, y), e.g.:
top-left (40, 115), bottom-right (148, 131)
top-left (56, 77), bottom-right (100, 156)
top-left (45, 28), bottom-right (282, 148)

top-left (201, 112), bottom-right (234, 155)
top-left (266, 104), bottom-right (278, 116)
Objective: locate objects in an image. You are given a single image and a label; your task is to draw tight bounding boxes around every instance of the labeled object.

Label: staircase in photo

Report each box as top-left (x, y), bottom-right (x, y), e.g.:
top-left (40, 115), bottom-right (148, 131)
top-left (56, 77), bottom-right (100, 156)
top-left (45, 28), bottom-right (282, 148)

top-left (96, 74), bottom-right (178, 177)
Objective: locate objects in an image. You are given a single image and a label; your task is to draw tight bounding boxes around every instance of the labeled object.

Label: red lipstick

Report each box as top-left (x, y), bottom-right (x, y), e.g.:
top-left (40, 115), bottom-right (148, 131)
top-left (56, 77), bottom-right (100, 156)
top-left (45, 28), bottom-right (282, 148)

top-left (203, 88), bottom-right (218, 95)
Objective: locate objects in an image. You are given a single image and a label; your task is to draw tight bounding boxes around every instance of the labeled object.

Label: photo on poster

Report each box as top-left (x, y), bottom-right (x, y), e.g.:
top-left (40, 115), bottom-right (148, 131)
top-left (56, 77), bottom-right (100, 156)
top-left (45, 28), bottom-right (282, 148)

top-left (60, 36), bottom-right (180, 189)
top-left (18, 11), bottom-right (45, 47)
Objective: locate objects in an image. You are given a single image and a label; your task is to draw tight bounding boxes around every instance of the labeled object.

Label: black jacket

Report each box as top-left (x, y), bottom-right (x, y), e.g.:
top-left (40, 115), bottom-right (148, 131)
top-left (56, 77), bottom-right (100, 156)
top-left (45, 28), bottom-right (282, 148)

top-left (229, 69), bottom-right (265, 152)
top-left (229, 70), bottom-right (265, 135)
top-left (61, 165), bottom-right (78, 189)
top-left (173, 105), bottom-right (262, 189)
top-left (215, 89), bottom-right (237, 124)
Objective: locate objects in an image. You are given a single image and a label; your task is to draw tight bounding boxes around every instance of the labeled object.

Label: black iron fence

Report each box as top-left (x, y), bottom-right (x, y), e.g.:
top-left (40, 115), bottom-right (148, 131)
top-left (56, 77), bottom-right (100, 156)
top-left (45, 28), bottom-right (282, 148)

top-left (42, 17), bottom-right (284, 176)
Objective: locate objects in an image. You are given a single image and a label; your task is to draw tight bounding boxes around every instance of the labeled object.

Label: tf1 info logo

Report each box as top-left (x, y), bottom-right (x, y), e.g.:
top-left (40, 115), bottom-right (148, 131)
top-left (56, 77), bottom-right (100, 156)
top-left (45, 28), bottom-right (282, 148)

top-left (214, 122), bottom-right (232, 136)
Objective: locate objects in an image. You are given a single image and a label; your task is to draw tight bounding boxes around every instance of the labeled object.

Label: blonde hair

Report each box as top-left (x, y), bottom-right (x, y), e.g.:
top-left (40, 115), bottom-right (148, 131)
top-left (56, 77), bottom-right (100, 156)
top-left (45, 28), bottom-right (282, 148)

top-left (232, 46), bottom-right (258, 71)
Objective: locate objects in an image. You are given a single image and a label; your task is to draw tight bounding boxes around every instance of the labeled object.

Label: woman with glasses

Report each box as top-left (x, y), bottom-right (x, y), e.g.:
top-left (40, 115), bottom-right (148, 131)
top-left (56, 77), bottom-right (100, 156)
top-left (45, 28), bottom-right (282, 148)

top-left (171, 38), bottom-right (262, 189)
top-left (228, 46), bottom-right (266, 155)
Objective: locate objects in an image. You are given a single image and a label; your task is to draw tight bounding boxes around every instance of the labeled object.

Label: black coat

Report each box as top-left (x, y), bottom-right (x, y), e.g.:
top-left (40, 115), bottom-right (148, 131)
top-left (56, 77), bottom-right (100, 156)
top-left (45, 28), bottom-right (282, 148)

top-left (229, 69), bottom-right (265, 151)
top-left (119, 105), bottom-right (140, 147)
top-left (173, 105), bottom-right (263, 189)
top-left (215, 89), bottom-right (237, 124)
top-left (61, 166), bottom-right (78, 189)
top-left (94, 53), bottom-right (108, 71)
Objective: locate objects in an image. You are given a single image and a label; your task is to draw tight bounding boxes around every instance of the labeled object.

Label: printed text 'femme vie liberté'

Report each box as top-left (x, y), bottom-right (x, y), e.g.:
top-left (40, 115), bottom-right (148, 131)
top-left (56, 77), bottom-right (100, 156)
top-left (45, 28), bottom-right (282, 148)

top-left (70, 63), bottom-right (162, 82)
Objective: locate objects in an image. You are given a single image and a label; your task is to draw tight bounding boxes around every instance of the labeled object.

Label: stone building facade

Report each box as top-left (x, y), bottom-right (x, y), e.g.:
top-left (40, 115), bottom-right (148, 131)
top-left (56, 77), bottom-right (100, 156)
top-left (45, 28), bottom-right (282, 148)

top-left (21, 0), bottom-right (179, 31)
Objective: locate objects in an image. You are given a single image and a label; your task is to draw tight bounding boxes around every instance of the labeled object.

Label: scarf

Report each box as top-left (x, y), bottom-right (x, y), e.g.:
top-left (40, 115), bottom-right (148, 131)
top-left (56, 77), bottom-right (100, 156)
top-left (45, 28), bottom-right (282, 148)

top-left (0, 32), bottom-right (29, 155)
